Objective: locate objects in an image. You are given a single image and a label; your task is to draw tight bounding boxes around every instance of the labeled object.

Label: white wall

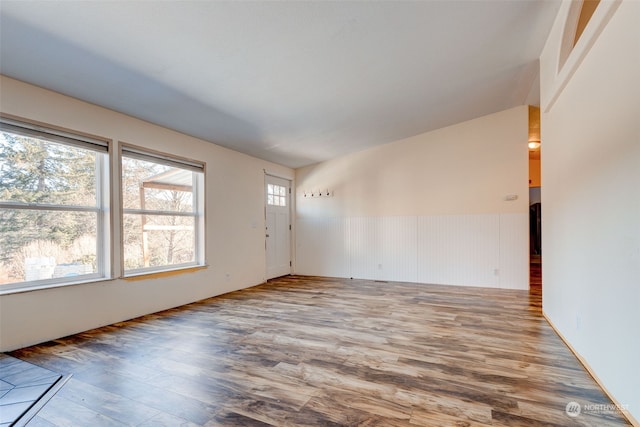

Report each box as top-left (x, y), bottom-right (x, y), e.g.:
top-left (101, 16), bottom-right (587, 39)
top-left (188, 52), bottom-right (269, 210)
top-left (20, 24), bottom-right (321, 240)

top-left (540, 0), bottom-right (640, 421)
top-left (0, 76), bottom-right (294, 352)
top-left (296, 106), bottom-right (530, 288)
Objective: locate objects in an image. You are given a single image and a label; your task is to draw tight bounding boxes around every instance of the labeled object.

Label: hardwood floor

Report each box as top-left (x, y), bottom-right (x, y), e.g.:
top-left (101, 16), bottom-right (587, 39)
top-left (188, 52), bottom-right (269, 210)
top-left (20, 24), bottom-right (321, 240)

top-left (530, 257), bottom-right (542, 288)
top-left (9, 275), bottom-right (629, 426)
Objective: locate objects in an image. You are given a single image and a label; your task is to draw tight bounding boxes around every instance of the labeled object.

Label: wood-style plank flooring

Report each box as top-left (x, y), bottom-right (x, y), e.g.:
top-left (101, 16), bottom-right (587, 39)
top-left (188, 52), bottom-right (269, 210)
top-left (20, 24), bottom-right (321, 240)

top-left (9, 274), bottom-right (630, 426)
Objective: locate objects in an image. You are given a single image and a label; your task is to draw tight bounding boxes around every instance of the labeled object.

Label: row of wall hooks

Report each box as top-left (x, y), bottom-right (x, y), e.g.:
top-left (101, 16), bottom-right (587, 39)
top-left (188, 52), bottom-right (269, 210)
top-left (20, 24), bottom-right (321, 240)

top-left (303, 189), bottom-right (333, 198)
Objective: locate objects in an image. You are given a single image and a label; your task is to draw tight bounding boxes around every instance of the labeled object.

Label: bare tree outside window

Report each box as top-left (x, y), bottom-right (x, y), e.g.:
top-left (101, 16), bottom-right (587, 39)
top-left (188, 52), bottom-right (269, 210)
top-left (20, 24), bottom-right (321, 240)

top-left (121, 148), bottom-right (204, 274)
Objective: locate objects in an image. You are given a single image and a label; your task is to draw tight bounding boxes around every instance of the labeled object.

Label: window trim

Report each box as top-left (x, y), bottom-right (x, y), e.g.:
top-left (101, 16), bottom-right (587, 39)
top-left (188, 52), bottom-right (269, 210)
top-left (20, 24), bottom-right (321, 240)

top-left (119, 142), bottom-right (205, 277)
top-left (0, 115), bottom-right (112, 294)
top-left (543, 0), bottom-right (622, 112)
top-left (0, 115), bottom-right (108, 153)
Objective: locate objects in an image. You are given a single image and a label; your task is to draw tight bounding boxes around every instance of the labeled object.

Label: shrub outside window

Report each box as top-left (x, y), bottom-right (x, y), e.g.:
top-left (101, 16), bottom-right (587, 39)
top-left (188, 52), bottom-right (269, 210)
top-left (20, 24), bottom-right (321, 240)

top-left (121, 145), bottom-right (204, 275)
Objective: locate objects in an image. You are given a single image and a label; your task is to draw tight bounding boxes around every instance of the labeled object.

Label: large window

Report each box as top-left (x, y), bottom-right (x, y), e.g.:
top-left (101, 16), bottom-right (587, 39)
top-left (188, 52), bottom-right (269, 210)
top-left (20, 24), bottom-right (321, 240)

top-left (0, 117), bottom-right (109, 292)
top-left (121, 145), bottom-right (204, 275)
top-left (0, 118), bottom-right (206, 292)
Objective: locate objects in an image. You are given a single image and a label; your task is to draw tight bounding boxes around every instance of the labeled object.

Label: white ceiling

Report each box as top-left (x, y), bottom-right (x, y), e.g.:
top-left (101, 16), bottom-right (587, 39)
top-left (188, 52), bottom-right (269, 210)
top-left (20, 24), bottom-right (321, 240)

top-left (0, 1), bottom-right (560, 168)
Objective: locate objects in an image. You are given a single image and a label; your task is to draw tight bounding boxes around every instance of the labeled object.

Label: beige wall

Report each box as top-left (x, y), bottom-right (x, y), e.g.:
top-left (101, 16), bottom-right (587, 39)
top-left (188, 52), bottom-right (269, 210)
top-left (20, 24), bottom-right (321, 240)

top-left (296, 106), bottom-right (530, 288)
top-left (0, 76), bottom-right (294, 351)
top-left (540, 0), bottom-right (639, 421)
top-left (297, 106), bottom-right (529, 218)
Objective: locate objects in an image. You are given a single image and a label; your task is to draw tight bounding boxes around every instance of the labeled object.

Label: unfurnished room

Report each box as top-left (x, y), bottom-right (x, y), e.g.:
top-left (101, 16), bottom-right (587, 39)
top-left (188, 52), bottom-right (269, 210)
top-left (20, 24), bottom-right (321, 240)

top-left (0, 0), bottom-right (638, 426)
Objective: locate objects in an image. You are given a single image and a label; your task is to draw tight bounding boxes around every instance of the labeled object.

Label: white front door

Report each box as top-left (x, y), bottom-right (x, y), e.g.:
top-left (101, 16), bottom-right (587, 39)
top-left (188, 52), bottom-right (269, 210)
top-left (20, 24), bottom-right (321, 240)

top-left (265, 175), bottom-right (291, 280)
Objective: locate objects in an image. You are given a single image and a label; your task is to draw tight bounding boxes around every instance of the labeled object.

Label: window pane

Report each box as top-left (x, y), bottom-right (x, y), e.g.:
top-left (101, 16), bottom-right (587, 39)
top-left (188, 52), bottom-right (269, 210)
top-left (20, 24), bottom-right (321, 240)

top-left (122, 147), bottom-right (203, 275)
top-left (267, 184), bottom-right (274, 195)
top-left (122, 157), bottom-right (194, 212)
top-left (0, 132), bottom-right (97, 206)
top-left (0, 209), bottom-right (98, 286)
top-left (267, 195), bottom-right (274, 205)
top-left (123, 214), bottom-right (195, 270)
top-left (279, 186), bottom-right (286, 196)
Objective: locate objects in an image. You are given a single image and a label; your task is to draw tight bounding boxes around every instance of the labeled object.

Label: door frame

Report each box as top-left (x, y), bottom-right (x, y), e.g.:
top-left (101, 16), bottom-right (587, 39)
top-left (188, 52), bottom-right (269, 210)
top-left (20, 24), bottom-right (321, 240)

top-left (264, 172), bottom-right (293, 280)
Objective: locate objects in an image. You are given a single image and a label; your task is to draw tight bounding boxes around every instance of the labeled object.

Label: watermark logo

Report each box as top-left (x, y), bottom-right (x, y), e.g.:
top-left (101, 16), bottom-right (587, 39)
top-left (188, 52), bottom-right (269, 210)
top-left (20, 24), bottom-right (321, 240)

top-left (565, 401), bottom-right (629, 418)
top-left (566, 401), bottom-right (581, 418)
top-left (583, 403), bottom-right (629, 414)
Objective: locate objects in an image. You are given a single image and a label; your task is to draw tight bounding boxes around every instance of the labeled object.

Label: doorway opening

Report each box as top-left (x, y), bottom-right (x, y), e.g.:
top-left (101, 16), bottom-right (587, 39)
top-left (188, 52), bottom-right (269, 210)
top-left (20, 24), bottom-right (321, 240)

top-left (529, 106), bottom-right (542, 290)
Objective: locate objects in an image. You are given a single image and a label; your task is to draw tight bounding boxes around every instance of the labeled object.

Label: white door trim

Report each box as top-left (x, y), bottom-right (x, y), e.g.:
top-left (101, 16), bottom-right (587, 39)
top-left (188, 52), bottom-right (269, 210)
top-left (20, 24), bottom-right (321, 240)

top-left (265, 174), bottom-right (292, 280)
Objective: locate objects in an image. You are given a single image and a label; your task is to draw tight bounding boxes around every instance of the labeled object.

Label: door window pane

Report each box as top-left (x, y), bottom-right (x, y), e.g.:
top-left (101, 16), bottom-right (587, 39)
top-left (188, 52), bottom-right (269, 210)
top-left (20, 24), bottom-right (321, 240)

top-left (267, 184), bottom-right (287, 207)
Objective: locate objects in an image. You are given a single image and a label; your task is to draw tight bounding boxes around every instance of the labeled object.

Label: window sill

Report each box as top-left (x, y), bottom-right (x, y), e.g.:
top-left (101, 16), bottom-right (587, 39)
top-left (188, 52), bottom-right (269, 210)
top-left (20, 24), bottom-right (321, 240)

top-left (123, 265), bottom-right (208, 281)
top-left (0, 265), bottom-right (209, 295)
top-left (0, 277), bottom-right (113, 296)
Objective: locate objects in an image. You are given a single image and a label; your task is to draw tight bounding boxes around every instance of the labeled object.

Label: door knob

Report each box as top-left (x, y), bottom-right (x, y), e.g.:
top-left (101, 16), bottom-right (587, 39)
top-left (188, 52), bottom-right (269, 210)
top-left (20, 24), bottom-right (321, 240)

top-left (266, 234), bottom-right (270, 237)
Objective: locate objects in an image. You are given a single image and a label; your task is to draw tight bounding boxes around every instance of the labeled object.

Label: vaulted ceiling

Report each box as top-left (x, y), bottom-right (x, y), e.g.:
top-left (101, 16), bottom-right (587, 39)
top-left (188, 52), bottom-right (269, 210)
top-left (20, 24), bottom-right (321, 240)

top-left (0, 1), bottom-right (560, 168)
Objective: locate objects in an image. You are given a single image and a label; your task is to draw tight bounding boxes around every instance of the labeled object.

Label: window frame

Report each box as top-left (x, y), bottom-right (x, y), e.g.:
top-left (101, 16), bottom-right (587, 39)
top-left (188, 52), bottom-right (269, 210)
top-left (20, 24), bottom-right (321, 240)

top-left (0, 115), bottom-right (111, 294)
top-left (267, 183), bottom-right (287, 207)
top-left (119, 143), bottom-right (205, 277)
top-left (544, 0), bottom-right (621, 111)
